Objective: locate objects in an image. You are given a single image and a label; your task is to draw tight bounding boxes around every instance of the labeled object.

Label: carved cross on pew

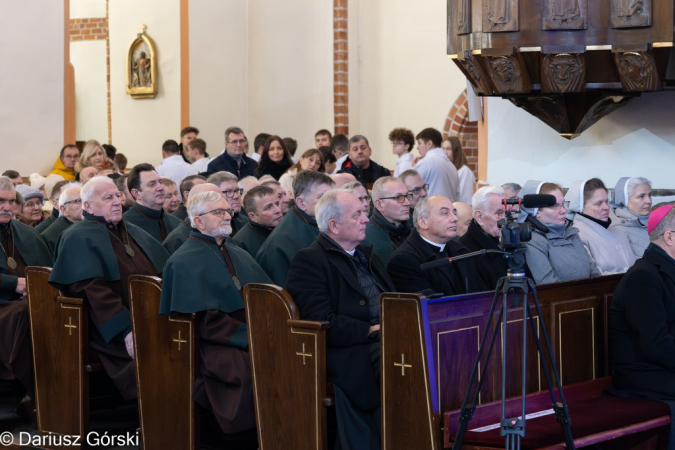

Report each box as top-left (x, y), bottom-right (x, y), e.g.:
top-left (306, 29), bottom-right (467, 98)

top-left (394, 353), bottom-right (412, 376)
top-left (64, 316), bottom-right (77, 336)
top-left (296, 343), bottom-right (313, 365)
top-left (173, 330), bottom-right (187, 350)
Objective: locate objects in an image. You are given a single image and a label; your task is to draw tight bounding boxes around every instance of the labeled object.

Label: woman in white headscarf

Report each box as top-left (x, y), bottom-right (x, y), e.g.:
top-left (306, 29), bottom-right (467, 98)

top-left (610, 177), bottom-right (652, 258)
top-left (518, 180), bottom-right (598, 284)
top-left (565, 178), bottom-right (637, 275)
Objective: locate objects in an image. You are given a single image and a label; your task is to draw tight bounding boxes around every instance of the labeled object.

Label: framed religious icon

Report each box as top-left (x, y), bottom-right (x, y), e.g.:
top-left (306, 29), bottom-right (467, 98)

top-left (126, 25), bottom-right (158, 99)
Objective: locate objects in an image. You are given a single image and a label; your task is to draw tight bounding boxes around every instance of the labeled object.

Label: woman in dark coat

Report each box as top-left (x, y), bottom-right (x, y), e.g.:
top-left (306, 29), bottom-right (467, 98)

top-left (253, 135), bottom-right (294, 181)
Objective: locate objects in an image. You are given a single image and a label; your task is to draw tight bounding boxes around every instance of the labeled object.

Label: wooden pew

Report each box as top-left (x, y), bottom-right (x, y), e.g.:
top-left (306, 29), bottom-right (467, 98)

top-left (243, 283), bottom-right (332, 450)
top-left (26, 266), bottom-right (101, 439)
top-left (380, 275), bottom-right (632, 450)
top-left (128, 275), bottom-right (199, 450)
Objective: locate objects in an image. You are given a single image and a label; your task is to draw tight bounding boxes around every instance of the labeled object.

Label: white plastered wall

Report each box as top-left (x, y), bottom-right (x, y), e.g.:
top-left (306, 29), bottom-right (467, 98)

top-left (486, 92), bottom-right (675, 192)
top-left (350, 0), bottom-right (468, 170)
top-left (0, 2), bottom-right (64, 176)
top-left (109, 0), bottom-right (181, 167)
top-left (70, 0), bottom-right (106, 19)
top-left (71, 40), bottom-right (108, 143)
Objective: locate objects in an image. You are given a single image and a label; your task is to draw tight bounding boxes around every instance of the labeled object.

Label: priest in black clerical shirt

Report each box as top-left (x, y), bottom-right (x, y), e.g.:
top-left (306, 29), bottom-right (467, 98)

top-left (387, 195), bottom-right (487, 296)
top-left (122, 163), bottom-right (182, 242)
top-left (0, 176), bottom-right (52, 414)
top-left (161, 191), bottom-right (271, 445)
top-left (233, 185), bottom-right (283, 257)
top-left (50, 177), bottom-right (169, 401)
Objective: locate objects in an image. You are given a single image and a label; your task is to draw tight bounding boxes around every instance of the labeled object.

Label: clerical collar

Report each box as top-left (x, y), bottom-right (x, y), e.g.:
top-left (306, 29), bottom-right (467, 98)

top-left (134, 202), bottom-right (164, 219)
top-left (419, 233), bottom-right (446, 252)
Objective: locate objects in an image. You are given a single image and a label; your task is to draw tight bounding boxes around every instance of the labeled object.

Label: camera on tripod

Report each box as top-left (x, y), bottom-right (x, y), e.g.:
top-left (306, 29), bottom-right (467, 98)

top-left (498, 198), bottom-right (532, 250)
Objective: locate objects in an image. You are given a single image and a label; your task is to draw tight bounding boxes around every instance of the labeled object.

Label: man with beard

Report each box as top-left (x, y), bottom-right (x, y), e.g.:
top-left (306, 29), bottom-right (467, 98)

top-left (0, 176), bottom-right (52, 422)
top-left (160, 191), bottom-right (271, 448)
top-left (361, 177), bottom-right (412, 264)
top-left (233, 185), bottom-right (283, 258)
top-left (123, 163), bottom-right (182, 242)
top-left (49, 177), bottom-right (169, 401)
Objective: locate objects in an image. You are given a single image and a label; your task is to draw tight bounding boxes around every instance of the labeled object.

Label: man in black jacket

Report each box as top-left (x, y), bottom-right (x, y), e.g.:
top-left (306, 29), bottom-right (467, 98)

top-left (610, 205), bottom-right (675, 399)
top-left (206, 126), bottom-right (258, 178)
top-left (339, 135), bottom-right (391, 186)
top-left (387, 195), bottom-right (487, 296)
top-left (458, 185), bottom-right (509, 289)
top-left (288, 189), bottom-right (395, 450)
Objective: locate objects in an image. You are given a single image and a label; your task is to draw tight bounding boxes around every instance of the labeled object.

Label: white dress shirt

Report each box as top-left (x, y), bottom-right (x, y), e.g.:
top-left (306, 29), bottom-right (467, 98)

top-left (191, 156), bottom-right (212, 173)
top-left (156, 155), bottom-right (199, 186)
top-left (413, 148), bottom-right (459, 201)
top-left (393, 152), bottom-right (415, 178)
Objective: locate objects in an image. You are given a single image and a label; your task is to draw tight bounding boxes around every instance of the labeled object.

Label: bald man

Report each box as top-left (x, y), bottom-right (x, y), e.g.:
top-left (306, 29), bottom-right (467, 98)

top-left (162, 183), bottom-right (223, 254)
top-left (453, 201), bottom-right (473, 238)
top-left (330, 172), bottom-right (357, 187)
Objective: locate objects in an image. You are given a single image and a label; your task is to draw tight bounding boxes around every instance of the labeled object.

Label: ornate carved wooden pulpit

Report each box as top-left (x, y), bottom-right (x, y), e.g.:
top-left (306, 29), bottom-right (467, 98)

top-left (448, 0), bottom-right (674, 138)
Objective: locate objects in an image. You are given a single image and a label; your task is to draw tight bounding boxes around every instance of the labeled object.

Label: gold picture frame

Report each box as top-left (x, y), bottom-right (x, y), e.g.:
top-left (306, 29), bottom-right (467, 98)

top-left (126, 25), bottom-right (158, 99)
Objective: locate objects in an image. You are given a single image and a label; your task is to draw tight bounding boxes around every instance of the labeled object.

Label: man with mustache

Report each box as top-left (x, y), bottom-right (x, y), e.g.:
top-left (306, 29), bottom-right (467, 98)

top-left (0, 176), bottom-right (52, 423)
top-left (160, 191), bottom-right (271, 447)
top-left (49, 176), bottom-right (170, 401)
top-left (123, 163), bottom-right (182, 242)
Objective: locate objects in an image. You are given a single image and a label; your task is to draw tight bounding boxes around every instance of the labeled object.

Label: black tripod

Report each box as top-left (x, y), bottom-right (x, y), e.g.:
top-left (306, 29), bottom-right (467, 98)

top-left (452, 248), bottom-right (575, 450)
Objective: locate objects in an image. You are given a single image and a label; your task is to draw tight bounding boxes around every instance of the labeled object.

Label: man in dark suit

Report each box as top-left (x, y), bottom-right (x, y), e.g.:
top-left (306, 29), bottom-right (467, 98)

top-left (288, 189), bottom-right (395, 450)
top-left (458, 185), bottom-right (509, 289)
top-left (206, 126), bottom-right (258, 178)
top-left (387, 195), bottom-right (487, 296)
top-left (610, 205), bottom-right (675, 399)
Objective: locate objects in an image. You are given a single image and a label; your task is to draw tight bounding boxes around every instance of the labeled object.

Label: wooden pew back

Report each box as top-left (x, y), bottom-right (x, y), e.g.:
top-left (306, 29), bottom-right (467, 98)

top-left (128, 275), bottom-right (198, 450)
top-left (26, 266), bottom-right (91, 437)
top-left (243, 283), bottom-right (331, 450)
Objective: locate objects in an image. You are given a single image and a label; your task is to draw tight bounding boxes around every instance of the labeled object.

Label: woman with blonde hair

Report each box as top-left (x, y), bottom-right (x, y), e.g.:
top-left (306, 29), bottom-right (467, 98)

top-left (442, 136), bottom-right (475, 204)
top-left (278, 149), bottom-right (324, 197)
top-left (75, 140), bottom-right (108, 173)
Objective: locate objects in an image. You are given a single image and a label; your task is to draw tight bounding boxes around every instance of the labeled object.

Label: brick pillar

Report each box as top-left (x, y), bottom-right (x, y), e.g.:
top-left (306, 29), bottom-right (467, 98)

top-left (333, 0), bottom-right (348, 135)
top-left (443, 89), bottom-right (479, 179)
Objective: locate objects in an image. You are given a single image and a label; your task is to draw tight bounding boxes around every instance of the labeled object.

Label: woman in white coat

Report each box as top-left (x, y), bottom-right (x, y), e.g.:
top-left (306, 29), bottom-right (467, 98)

top-left (610, 177), bottom-right (652, 258)
top-left (565, 178), bottom-right (637, 275)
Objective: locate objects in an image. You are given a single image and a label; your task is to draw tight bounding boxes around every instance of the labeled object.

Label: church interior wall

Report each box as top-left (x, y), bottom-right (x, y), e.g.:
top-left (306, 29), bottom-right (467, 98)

top-left (71, 40), bottom-right (108, 144)
top-left (0, 1), bottom-right (65, 176)
top-left (486, 92), bottom-right (675, 195)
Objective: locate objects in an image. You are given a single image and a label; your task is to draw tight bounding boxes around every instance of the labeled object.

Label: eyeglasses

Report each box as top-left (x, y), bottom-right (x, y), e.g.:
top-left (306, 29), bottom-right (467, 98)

top-left (24, 201), bottom-right (43, 209)
top-left (379, 193), bottom-right (414, 203)
top-left (408, 184), bottom-right (429, 195)
top-left (358, 195), bottom-right (371, 203)
top-left (391, 141), bottom-right (406, 146)
top-left (548, 201), bottom-right (570, 211)
top-left (199, 208), bottom-right (234, 219)
top-left (63, 198), bottom-right (82, 205)
top-left (227, 139), bottom-right (247, 146)
top-left (222, 188), bottom-right (244, 198)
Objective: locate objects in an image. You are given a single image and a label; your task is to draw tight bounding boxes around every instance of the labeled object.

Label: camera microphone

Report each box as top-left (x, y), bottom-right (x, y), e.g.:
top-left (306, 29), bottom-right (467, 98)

top-left (521, 194), bottom-right (557, 208)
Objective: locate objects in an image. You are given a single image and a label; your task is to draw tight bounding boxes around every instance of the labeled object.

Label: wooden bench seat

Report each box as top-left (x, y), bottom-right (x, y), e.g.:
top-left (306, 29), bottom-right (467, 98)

top-left (444, 377), bottom-right (671, 449)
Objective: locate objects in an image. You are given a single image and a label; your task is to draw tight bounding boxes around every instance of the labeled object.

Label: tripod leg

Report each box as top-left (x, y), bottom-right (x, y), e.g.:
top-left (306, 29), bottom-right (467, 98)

top-left (454, 279), bottom-right (508, 449)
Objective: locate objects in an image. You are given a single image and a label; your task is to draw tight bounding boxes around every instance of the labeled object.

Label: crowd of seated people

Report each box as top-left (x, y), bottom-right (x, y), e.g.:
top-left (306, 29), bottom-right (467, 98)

top-left (0, 123), bottom-right (664, 450)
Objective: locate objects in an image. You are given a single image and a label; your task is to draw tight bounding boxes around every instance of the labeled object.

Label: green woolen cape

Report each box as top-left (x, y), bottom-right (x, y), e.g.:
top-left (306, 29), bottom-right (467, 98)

top-left (255, 207), bottom-right (320, 289)
top-left (162, 218), bottom-right (192, 254)
top-left (122, 203), bottom-right (182, 242)
top-left (160, 231), bottom-right (272, 348)
top-left (48, 218), bottom-right (170, 292)
top-left (0, 220), bottom-right (53, 301)
top-left (232, 222), bottom-right (271, 258)
top-left (40, 215), bottom-right (72, 255)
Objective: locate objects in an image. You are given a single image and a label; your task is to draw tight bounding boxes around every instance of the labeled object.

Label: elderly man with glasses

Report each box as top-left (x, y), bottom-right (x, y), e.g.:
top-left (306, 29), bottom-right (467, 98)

top-left (206, 126), bottom-right (258, 178)
top-left (387, 195), bottom-right (487, 296)
top-left (361, 177), bottom-right (413, 265)
top-left (206, 171), bottom-right (249, 236)
top-left (160, 191), bottom-right (271, 447)
top-left (41, 183), bottom-right (83, 254)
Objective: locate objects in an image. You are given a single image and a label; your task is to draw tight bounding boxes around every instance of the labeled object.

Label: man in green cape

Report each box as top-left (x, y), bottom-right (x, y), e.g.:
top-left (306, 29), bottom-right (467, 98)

top-left (161, 191), bottom-right (271, 445)
top-left (233, 185), bottom-right (282, 258)
top-left (41, 184), bottom-right (82, 254)
top-left (122, 163), bottom-right (182, 242)
top-left (49, 177), bottom-right (169, 400)
top-left (0, 176), bottom-right (53, 420)
top-left (206, 171), bottom-right (249, 236)
top-left (171, 174), bottom-right (206, 221)
top-left (255, 171), bottom-right (334, 288)
top-left (361, 177), bottom-right (412, 264)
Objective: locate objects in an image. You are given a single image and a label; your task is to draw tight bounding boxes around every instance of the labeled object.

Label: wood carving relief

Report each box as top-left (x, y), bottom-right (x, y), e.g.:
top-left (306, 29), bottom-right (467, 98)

top-left (542, 53), bottom-right (586, 93)
top-left (483, 0), bottom-right (519, 32)
top-left (510, 96), bottom-right (568, 133)
top-left (457, 0), bottom-right (471, 34)
top-left (485, 55), bottom-right (530, 94)
top-left (457, 54), bottom-right (494, 95)
top-left (542, 0), bottom-right (587, 30)
top-left (574, 95), bottom-right (633, 134)
top-left (611, 0), bottom-right (651, 28)
top-left (614, 52), bottom-right (661, 91)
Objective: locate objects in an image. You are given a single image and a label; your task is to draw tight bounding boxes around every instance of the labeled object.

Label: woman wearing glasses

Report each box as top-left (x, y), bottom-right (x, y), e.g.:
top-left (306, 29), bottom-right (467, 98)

top-left (565, 179), bottom-right (637, 275)
top-left (519, 180), bottom-right (599, 284)
top-left (610, 177), bottom-right (652, 258)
